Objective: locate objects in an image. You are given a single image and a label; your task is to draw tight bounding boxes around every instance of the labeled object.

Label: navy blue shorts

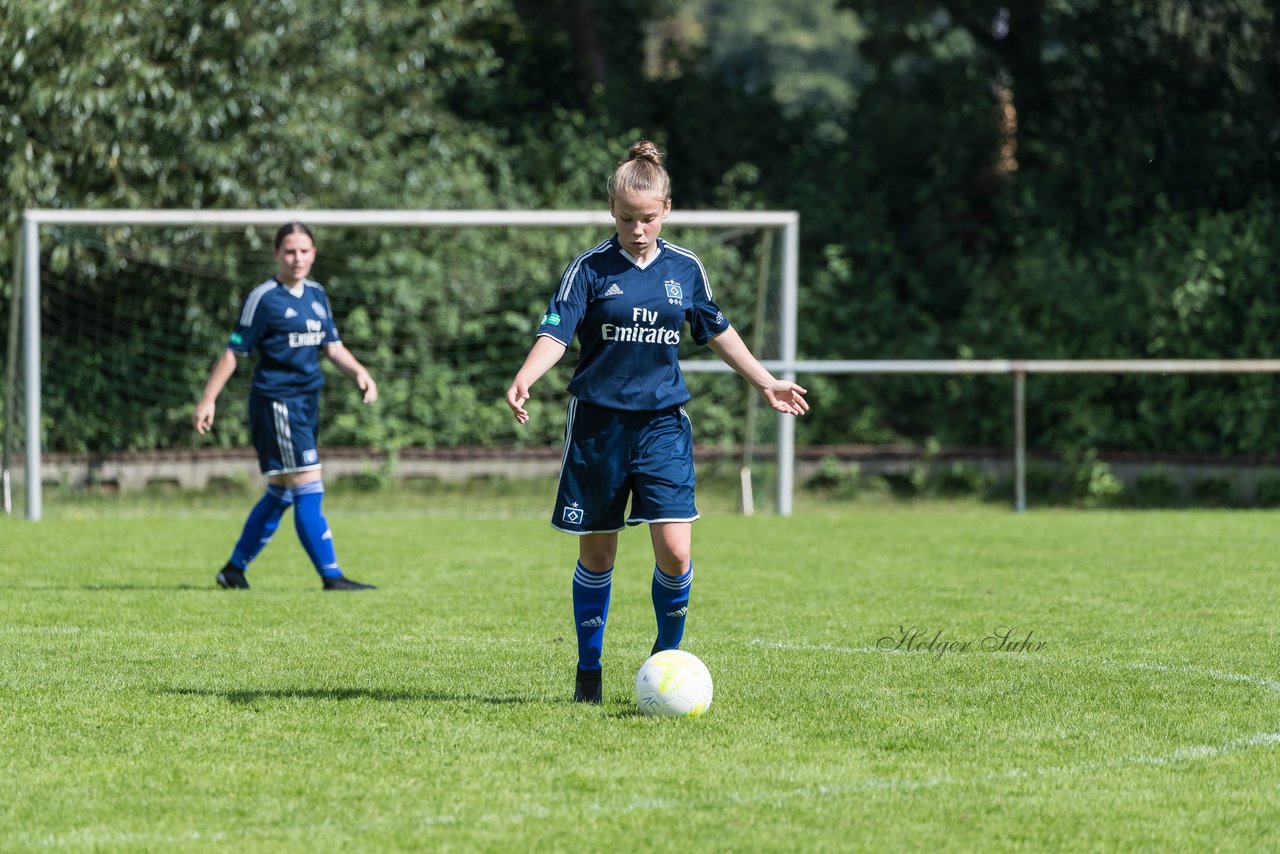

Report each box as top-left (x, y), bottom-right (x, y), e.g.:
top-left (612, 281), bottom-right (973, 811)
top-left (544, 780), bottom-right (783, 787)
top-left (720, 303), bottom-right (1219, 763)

top-left (248, 390), bottom-right (322, 477)
top-left (552, 398), bottom-right (699, 535)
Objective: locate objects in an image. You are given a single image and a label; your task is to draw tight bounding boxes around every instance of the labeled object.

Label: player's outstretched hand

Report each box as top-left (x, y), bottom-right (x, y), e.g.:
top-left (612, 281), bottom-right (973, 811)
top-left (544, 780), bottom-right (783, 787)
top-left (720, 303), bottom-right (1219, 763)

top-left (358, 373), bottom-right (378, 404)
top-left (506, 380), bottom-right (531, 425)
top-left (193, 400), bottom-right (216, 434)
top-left (763, 381), bottom-right (809, 416)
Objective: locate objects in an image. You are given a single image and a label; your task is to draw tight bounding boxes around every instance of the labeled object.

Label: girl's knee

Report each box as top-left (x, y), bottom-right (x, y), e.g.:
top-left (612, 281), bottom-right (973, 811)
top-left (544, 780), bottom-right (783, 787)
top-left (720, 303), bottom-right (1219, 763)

top-left (579, 535), bottom-right (618, 571)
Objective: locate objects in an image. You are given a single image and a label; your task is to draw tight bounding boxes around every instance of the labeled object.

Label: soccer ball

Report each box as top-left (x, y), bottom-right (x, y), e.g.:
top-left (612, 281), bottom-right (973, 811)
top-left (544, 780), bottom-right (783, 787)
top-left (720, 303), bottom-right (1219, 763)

top-left (634, 650), bottom-right (714, 718)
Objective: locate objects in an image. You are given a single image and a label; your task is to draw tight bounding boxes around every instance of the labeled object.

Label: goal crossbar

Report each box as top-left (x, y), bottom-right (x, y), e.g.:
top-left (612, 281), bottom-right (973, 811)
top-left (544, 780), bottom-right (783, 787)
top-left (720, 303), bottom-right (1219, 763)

top-left (14, 208), bottom-right (801, 520)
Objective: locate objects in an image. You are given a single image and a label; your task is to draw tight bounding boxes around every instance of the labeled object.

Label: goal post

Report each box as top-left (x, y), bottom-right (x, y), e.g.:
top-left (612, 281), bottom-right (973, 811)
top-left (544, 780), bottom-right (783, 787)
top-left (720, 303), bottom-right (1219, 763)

top-left (12, 208), bottom-right (801, 521)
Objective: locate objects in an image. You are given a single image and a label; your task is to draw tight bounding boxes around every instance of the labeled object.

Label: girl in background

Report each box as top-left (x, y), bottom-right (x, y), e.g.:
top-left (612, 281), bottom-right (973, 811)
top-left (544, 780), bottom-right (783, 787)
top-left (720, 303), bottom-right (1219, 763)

top-left (194, 222), bottom-right (378, 591)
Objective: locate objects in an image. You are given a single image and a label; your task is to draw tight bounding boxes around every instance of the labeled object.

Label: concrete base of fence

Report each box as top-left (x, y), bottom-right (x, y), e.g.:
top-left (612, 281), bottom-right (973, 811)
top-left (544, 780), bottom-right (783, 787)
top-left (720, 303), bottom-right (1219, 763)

top-left (8, 448), bottom-right (563, 491)
top-left (6, 445), bottom-right (1280, 505)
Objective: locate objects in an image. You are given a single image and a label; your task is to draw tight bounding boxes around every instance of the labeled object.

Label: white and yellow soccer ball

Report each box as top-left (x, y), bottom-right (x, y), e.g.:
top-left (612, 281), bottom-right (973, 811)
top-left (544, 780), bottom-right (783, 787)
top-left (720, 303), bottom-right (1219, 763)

top-left (634, 650), bottom-right (713, 718)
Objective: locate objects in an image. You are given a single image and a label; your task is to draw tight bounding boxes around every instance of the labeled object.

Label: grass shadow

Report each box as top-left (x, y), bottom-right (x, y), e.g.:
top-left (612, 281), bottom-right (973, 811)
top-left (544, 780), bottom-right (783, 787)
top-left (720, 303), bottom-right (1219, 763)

top-left (163, 686), bottom-right (548, 706)
top-left (15, 583), bottom-right (212, 592)
top-left (84, 583), bottom-right (209, 592)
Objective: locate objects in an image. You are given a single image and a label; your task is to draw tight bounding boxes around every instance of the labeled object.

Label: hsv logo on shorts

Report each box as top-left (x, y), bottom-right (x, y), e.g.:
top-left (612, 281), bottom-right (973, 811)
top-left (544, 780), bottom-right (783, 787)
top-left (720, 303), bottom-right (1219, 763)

top-left (562, 503), bottom-right (584, 525)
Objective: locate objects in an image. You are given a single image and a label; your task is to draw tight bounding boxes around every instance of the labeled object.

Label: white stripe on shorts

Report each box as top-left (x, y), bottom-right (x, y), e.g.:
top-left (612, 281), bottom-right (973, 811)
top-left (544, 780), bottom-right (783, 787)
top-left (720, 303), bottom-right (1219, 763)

top-left (272, 400), bottom-right (295, 469)
top-left (556, 397), bottom-right (578, 492)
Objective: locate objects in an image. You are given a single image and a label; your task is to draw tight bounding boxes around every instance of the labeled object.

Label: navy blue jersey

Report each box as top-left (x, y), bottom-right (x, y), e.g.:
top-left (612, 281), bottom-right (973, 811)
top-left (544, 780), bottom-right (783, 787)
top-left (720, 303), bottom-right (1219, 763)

top-left (227, 278), bottom-right (341, 395)
top-left (537, 236), bottom-right (731, 410)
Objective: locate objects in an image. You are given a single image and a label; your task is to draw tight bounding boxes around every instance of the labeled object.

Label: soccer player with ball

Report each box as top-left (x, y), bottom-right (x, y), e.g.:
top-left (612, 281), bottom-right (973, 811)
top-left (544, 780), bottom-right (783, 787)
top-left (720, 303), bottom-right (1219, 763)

top-left (506, 140), bottom-right (809, 705)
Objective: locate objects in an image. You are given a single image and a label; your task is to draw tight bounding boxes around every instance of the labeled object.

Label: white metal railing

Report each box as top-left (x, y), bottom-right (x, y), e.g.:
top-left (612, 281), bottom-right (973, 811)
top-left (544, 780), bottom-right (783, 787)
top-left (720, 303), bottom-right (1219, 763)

top-left (681, 358), bottom-right (1280, 512)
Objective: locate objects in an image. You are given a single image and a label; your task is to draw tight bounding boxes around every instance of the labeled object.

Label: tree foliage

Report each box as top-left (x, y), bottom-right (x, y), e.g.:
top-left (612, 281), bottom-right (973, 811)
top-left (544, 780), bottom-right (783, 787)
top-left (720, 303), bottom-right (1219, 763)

top-left (2, 0), bottom-right (1279, 458)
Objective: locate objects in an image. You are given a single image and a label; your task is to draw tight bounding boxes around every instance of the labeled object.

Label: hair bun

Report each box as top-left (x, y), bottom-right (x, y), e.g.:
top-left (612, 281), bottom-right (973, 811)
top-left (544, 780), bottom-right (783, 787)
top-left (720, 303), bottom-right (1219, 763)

top-left (629, 141), bottom-right (663, 165)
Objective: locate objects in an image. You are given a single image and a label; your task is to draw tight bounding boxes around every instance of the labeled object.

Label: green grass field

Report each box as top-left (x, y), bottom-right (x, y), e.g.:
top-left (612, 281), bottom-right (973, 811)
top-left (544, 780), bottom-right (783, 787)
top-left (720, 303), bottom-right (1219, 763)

top-left (3, 487), bottom-right (1280, 851)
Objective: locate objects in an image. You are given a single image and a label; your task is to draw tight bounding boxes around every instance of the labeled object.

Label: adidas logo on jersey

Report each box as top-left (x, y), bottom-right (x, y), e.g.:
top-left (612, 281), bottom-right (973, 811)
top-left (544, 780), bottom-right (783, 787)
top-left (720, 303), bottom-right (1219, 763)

top-left (579, 616), bottom-right (604, 628)
top-left (665, 607), bottom-right (688, 618)
top-left (602, 283), bottom-right (624, 297)
top-left (284, 307), bottom-right (298, 318)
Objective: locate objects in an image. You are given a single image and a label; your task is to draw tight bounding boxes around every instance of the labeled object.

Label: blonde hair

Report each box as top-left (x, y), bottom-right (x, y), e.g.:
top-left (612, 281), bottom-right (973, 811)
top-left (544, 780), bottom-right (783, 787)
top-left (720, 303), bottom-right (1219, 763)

top-left (607, 140), bottom-right (670, 202)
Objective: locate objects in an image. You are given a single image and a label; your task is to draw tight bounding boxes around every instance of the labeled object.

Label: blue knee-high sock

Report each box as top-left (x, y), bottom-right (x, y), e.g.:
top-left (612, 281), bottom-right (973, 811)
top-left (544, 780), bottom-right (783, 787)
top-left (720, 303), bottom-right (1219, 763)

top-left (292, 481), bottom-right (342, 579)
top-left (573, 562), bottom-right (613, 671)
top-left (228, 484), bottom-right (293, 571)
top-left (652, 563), bottom-right (693, 651)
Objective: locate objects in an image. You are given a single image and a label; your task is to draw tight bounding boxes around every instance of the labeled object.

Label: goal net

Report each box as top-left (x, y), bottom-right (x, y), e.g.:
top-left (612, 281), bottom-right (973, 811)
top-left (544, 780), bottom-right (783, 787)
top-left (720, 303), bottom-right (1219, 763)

top-left (5, 210), bottom-right (799, 520)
